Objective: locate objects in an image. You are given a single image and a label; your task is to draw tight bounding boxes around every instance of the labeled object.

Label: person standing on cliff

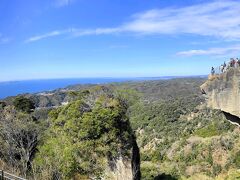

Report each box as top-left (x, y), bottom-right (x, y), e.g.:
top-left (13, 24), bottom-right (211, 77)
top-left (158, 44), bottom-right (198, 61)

top-left (236, 58), bottom-right (240, 68)
top-left (234, 58), bottom-right (237, 68)
top-left (223, 61), bottom-right (227, 72)
top-left (229, 58), bottom-right (234, 67)
top-left (211, 67), bottom-right (215, 75)
top-left (220, 65), bottom-right (224, 73)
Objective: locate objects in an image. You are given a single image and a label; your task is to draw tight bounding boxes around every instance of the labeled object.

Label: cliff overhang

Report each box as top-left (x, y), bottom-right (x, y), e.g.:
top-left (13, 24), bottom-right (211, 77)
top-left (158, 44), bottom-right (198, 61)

top-left (201, 68), bottom-right (240, 118)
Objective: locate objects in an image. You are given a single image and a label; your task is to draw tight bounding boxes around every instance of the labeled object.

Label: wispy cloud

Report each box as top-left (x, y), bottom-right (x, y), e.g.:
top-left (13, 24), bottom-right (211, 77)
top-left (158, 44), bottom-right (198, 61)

top-left (54, 0), bottom-right (74, 7)
top-left (26, 0), bottom-right (240, 42)
top-left (71, 28), bottom-right (121, 36)
top-left (0, 34), bottom-right (11, 44)
top-left (109, 44), bottom-right (129, 49)
top-left (177, 45), bottom-right (240, 56)
top-left (0, 38), bottom-right (10, 44)
top-left (123, 0), bottom-right (240, 39)
top-left (25, 28), bottom-right (121, 42)
top-left (25, 30), bottom-right (67, 42)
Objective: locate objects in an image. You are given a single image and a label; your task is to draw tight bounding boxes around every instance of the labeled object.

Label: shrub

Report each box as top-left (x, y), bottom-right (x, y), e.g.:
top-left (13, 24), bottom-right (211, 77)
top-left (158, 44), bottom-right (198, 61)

top-left (13, 96), bottom-right (35, 113)
top-left (141, 166), bottom-right (160, 180)
top-left (34, 89), bottom-right (135, 179)
top-left (212, 164), bottom-right (222, 176)
top-left (233, 151), bottom-right (240, 168)
top-left (194, 124), bottom-right (219, 138)
top-left (0, 101), bottom-right (6, 109)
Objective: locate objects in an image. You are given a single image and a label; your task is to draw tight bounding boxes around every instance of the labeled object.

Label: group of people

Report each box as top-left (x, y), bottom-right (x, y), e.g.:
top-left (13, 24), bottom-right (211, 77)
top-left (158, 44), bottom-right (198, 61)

top-left (211, 58), bottom-right (240, 75)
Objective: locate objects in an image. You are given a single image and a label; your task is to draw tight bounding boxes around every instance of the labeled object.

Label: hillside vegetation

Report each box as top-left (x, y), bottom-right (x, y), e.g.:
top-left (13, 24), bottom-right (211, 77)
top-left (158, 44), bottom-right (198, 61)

top-left (1, 77), bottom-right (240, 179)
top-left (0, 86), bottom-right (140, 179)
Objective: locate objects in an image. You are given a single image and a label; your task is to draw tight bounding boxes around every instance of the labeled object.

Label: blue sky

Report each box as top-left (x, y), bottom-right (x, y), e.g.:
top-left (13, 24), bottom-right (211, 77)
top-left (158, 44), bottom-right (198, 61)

top-left (1, 0), bottom-right (240, 81)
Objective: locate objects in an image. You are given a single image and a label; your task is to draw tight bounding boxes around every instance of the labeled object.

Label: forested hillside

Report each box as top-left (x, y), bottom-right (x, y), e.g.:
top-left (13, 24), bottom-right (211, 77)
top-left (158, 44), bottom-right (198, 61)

top-left (1, 78), bottom-right (240, 179)
top-left (0, 86), bottom-right (140, 179)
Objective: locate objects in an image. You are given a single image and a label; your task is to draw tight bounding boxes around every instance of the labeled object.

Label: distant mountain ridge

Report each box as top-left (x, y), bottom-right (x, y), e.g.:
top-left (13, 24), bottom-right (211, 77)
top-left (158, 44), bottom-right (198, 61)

top-left (0, 76), bottom-right (207, 99)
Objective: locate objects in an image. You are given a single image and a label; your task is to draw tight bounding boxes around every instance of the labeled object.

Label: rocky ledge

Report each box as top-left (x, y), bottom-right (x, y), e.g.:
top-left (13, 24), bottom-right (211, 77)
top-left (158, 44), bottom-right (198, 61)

top-left (201, 68), bottom-right (240, 118)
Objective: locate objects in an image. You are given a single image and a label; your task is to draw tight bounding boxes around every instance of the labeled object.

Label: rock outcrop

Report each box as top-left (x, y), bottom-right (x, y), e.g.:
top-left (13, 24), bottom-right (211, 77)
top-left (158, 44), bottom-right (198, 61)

top-left (105, 139), bottom-right (140, 180)
top-left (200, 68), bottom-right (240, 118)
top-left (31, 86), bottom-right (141, 180)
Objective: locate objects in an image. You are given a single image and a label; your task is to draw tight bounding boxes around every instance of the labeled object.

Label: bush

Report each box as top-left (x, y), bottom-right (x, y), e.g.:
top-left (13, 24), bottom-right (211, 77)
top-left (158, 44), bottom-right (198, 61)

top-left (0, 106), bottom-right (43, 176)
top-left (194, 124), bottom-right (219, 138)
top-left (34, 89), bottom-right (135, 179)
top-left (0, 101), bottom-right (6, 110)
top-left (141, 166), bottom-right (160, 180)
top-left (233, 151), bottom-right (240, 168)
top-left (212, 164), bottom-right (222, 176)
top-left (13, 96), bottom-right (35, 113)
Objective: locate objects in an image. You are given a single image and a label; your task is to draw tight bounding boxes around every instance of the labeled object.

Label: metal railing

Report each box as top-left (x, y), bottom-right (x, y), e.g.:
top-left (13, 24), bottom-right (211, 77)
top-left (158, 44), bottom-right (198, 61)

top-left (0, 170), bottom-right (26, 180)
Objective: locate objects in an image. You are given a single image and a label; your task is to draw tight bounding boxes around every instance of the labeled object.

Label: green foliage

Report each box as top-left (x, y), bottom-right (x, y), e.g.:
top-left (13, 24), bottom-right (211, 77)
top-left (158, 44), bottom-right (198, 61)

top-left (114, 88), bottom-right (141, 106)
top-left (233, 151), bottom-right (240, 168)
top-left (13, 96), bottom-right (35, 113)
top-left (34, 90), bottom-right (134, 179)
top-left (0, 101), bottom-right (6, 109)
top-left (0, 106), bottom-right (44, 176)
top-left (67, 90), bottom-right (90, 102)
top-left (224, 169), bottom-right (240, 179)
top-left (194, 119), bottom-right (233, 138)
top-left (141, 166), bottom-right (160, 180)
top-left (212, 164), bottom-right (222, 176)
top-left (2, 77), bottom-right (239, 179)
top-left (120, 78), bottom-right (236, 178)
top-left (150, 151), bottom-right (163, 163)
top-left (207, 148), bottom-right (213, 166)
top-left (194, 123), bottom-right (220, 138)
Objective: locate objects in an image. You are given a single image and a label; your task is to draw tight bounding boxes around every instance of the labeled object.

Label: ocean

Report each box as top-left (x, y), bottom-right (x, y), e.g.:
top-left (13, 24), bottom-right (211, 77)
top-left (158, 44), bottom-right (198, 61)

top-left (0, 76), bottom-right (205, 99)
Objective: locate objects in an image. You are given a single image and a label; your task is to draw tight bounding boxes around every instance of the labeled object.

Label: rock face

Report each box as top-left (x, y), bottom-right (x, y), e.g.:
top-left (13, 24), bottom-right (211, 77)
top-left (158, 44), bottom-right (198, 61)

top-left (105, 157), bottom-right (133, 180)
top-left (105, 140), bottom-right (141, 180)
top-left (200, 68), bottom-right (240, 118)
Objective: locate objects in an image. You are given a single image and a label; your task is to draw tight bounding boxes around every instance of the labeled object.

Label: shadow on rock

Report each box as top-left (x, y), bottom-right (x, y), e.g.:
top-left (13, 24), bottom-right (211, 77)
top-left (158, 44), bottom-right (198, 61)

top-left (154, 173), bottom-right (178, 180)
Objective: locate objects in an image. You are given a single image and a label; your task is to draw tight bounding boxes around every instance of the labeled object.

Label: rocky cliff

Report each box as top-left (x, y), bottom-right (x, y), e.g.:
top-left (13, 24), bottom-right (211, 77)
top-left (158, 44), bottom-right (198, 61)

top-left (105, 139), bottom-right (140, 180)
top-left (200, 68), bottom-right (240, 118)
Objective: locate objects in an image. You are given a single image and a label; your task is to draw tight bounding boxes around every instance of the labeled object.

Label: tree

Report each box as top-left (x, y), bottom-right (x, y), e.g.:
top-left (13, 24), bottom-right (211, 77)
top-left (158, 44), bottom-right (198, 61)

top-left (0, 106), bottom-right (42, 177)
top-left (13, 96), bottom-right (35, 113)
top-left (0, 101), bottom-right (6, 109)
top-left (34, 87), bottom-right (136, 179)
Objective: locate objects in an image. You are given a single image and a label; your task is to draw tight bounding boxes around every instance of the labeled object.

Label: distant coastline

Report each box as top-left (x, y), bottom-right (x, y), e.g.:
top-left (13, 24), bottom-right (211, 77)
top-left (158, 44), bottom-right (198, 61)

top-left (0, 76), bottom-right (207, 99)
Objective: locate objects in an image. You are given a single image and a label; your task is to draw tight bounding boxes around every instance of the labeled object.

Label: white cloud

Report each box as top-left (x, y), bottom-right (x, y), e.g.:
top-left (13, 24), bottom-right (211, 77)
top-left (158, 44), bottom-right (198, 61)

top-left (25, 30), bottom-right (67, 42)
top-left (71, 28), bottom-right (121, 36)
top-left (54, 0), bottom-right (74, 7)
top-left (177, 45), bottom-right (240, 56)
top-left (26, 0), bottom-right (240, 42)
top-left (0, 38), bottom-right (11, 44)
top-left (122, 0), bottom-right (240, 39)
top-left (25, 28), bottom-right (121, 42)
top-left (0, 33), bottom-right (11, 44)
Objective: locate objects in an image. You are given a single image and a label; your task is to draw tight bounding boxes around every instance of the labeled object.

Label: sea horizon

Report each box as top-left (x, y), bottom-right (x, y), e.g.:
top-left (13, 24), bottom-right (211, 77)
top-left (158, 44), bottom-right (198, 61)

top-left (0, 75), bottom-right (207, 99)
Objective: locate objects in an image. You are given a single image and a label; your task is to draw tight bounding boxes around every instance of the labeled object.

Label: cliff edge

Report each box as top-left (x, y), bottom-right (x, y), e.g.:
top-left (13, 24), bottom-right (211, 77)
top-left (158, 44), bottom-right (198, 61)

top-left (201, 68), bottom-right (240, 118)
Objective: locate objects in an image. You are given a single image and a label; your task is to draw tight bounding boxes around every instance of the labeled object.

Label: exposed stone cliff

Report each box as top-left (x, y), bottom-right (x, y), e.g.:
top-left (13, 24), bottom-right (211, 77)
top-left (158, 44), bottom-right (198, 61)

top-left (200, 68), bottom-right (240, 118)
top-left (105, 139), bottom-right (140, 180)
